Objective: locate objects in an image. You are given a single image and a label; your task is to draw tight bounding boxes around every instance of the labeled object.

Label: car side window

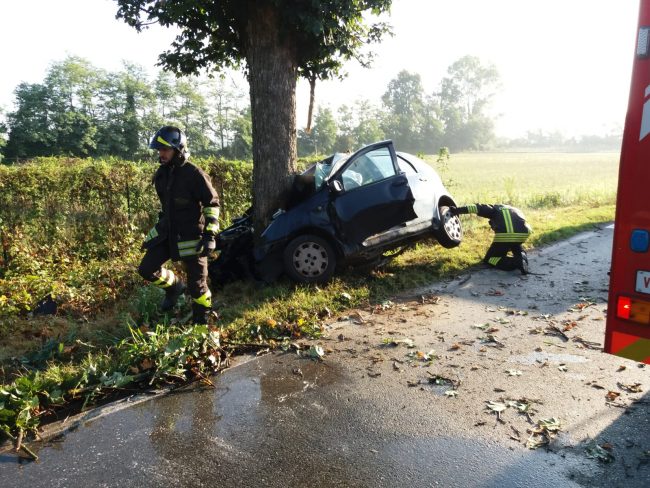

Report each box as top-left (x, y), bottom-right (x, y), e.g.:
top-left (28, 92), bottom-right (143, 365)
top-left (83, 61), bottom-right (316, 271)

top-left (397, 156), bottom-right (417, 175)
top-left (341, 147), bottom-right (396, 190)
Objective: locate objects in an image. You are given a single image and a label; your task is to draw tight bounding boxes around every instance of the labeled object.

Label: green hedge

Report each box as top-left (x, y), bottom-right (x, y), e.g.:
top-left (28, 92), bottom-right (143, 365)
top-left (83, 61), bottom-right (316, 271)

top-left (0, 156), bottom-right (253, 319)
top-left (0, 157), bottom-right (253, 261)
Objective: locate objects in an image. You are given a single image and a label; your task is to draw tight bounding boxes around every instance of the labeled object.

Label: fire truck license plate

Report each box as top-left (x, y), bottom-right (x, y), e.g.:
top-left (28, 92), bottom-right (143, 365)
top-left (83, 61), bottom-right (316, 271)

top-left (635, 270), bottom-right (650, 294)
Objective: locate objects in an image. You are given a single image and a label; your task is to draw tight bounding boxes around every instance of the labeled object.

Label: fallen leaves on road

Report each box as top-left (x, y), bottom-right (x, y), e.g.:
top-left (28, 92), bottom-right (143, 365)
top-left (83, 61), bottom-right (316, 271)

top-left (568, 300), bottom-right (596, 312)
top-left (480, 334), bottom-right (506, 349)
top-left (562, 321), bottom-right (578, 331)
top-left (473, 323), bottom-right (499, 333)
top-left (420, 294), bottom-right (441, 305)
top-left (506, 369), bottom-right (523, 376)
top-left (427, 372), bottom-right (459, 388)
top-left (526, 417), bottom-right (562, 449)
top-left (605, 391), bottom-right (620, 402)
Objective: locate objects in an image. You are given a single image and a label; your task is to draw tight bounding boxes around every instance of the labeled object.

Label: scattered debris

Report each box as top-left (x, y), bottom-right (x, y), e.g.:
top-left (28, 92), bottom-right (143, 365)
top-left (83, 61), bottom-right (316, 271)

top-left (408, 350), bottom-right (439, 363)
top-left (562, 320), bottom-right (578, 332)
top-left (504, 309), bottom-right (528, 316)
top-left (307, 345), bottom-right (325, 360)
top-left (444, 390), bottom-right (458, 398)
top-left (420, 294), bottom-right (441, 305)
top-left (568, 300), bottom-right (596, 312)
top-left (617, 382), bottom-right (643, 393)
top-left (605, 391), bottom-right (620, 402)
top-left (506, 369), bottom-right (523, 376)
top-left (486, 401), bottom-right (508, 423)
top-left (426, 372), bottom-right (459, 388)
top-left (508, 399), bottom-right (538, 423)
top-left (372, 300), bottom-right (395, 313)
top-left (585, 441), bottom-right (615, 463)
top-left (572, 337), bottom-right (601, 350)
top-left (494, 317), bottom-right (511, 325)
top-left (381, 337), bottom-right (416, 348)
top-left (544, 325), bottom-right (570, 342)
top-left (473, 323), bottom-right (499, 333)
top-left (486, 289), bottom-right (504, 296)
top-left (481, 335), bottom-right (506, 349)
top-left (510, 425), bottom-right (522, 441)
top-left (349, 311), bottom-right (366, 324)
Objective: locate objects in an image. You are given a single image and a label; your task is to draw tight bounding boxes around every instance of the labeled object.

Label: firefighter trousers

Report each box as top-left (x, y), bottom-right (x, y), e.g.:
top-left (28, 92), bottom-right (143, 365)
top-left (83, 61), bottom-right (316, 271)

top-left (483, 241), bottom-right (526, 271)
top-left (137, 240), bottom-right (210, 303)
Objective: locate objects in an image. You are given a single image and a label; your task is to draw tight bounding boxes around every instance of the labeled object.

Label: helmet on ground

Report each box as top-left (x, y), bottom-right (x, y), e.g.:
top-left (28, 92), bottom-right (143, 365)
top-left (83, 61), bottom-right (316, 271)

top-left (149, 126), bottom-right (189, 157)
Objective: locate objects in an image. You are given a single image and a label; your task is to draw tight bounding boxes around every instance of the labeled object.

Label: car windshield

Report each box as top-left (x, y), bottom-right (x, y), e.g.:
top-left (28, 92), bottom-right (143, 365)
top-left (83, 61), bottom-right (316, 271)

top-left (314, 153), bottom-right (350, 190)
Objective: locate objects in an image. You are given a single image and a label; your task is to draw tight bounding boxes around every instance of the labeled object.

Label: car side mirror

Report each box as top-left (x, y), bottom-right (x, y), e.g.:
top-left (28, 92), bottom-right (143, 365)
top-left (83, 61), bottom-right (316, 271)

top-left (329, 179), bottom-right (343, 194)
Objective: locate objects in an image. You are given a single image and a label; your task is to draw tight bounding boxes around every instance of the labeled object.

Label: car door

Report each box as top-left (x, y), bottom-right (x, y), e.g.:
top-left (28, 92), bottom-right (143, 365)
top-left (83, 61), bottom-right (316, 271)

top-left (396, 153), bottom-right (436, 223)
top-left (329, 141), bottom-right (417, 244)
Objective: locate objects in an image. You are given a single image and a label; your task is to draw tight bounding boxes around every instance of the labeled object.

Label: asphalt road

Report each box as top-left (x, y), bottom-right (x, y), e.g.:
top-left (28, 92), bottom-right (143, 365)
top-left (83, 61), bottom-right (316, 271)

top-left (1, 224), bottom-right (648, 487)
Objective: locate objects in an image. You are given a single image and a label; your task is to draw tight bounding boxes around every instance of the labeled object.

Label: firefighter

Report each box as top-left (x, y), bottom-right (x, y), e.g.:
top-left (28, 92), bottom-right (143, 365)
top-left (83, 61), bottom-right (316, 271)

top-left (137, 126), bottom-right (220, 324)
top-left (449, 203), bottom-right (531, 274)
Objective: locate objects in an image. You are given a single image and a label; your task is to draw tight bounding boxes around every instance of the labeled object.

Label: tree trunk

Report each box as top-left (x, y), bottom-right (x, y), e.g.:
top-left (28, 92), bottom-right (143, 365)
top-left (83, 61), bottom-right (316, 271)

top-left (246, 4), bottom-right (298, 239)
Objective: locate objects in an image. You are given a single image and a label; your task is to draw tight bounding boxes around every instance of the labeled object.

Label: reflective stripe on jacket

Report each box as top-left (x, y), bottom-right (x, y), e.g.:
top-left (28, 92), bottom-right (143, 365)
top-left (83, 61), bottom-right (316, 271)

top-left (150, 159), bottom-right (220, 260)
top-left (460, 204), bottom-right (531, 242)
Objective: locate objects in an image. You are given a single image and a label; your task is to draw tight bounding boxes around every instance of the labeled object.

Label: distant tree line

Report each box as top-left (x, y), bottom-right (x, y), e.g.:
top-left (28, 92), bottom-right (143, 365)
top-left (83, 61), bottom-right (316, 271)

top-left (0, 55), bottom-right (621, 164)
top-left (500, 129), bottom-right (622, 152)
top-left (0, 56), bottom-right (251, 163)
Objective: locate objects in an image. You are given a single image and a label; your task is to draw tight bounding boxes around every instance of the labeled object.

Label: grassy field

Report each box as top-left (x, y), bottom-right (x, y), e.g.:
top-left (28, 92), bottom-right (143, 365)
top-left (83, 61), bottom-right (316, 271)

top-left (0, 152), bottom-right (621, 438)
top-left (430, 152), bottom-right (619, 208)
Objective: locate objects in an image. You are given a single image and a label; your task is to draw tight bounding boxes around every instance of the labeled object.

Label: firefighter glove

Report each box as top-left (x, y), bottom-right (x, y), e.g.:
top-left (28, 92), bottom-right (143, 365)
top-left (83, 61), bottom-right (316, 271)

top-left (195, 233), bottom-right (217, 257)
top-left (448, 206), bottom-right (459, 216)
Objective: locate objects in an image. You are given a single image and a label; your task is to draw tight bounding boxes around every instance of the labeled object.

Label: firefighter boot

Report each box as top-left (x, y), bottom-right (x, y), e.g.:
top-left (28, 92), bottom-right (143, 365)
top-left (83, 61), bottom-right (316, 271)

top-left (160, 279), bottom-right (186, 312)
top-left (520, 251), bottom-right (529, 275)
top-left (191, 302), bottom-right (212, 325)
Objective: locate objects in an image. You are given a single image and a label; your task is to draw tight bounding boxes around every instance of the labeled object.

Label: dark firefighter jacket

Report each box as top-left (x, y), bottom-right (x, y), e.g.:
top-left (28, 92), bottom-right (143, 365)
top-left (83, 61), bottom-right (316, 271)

top-left (456, 204), bottom-right (531, 243)
top-left (144, 159), bottom-right (220, 261)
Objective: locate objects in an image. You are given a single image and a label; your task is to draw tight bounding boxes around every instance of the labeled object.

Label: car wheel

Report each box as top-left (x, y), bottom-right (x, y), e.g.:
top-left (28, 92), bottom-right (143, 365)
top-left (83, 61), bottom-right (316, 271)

top-left (283, 234), bottom-right (337, 283)
top-left (435, 205), bottom-right (463, 248)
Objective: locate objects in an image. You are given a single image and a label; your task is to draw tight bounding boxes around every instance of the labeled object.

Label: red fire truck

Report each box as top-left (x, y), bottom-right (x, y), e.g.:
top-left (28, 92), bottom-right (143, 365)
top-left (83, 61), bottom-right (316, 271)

top-left (605, 0), bottom-right (650, 364)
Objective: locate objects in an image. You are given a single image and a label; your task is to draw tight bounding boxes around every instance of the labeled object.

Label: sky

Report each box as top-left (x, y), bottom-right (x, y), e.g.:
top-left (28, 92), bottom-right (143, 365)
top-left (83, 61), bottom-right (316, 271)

top-left (1, 0), bottom-right (641, 139)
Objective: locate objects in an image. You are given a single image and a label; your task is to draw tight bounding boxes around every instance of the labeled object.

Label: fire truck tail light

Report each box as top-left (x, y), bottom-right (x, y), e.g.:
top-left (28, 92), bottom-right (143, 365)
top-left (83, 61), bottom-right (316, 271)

top-left (616, 295), bottom-right (650, 324)
top-left (638, 27), bottom-right (649, 57)
top-left (618, 296), bottom-right (631, 319)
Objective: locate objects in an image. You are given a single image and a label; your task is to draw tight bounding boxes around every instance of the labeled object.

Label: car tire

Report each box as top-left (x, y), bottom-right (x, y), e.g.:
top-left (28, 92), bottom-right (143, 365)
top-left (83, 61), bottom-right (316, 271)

top-left (283, 234), bottom-right (337, 283)
top-left (435, 205), bottom-right (463, 248)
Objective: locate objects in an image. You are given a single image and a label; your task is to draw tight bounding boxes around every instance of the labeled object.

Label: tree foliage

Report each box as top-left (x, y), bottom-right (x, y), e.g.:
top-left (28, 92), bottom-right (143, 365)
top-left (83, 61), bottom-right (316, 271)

top-left (438, 55), bottom-right (500, 151)
top-left (114, 0), bottom-right (393, 232)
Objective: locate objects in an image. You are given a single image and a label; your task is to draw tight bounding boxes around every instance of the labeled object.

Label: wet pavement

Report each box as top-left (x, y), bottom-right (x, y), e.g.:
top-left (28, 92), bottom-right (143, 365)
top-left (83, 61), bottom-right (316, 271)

top-left (1, 357), bottom-right (589, 488)
top-left (1, 225), bottom-right (649, 487)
